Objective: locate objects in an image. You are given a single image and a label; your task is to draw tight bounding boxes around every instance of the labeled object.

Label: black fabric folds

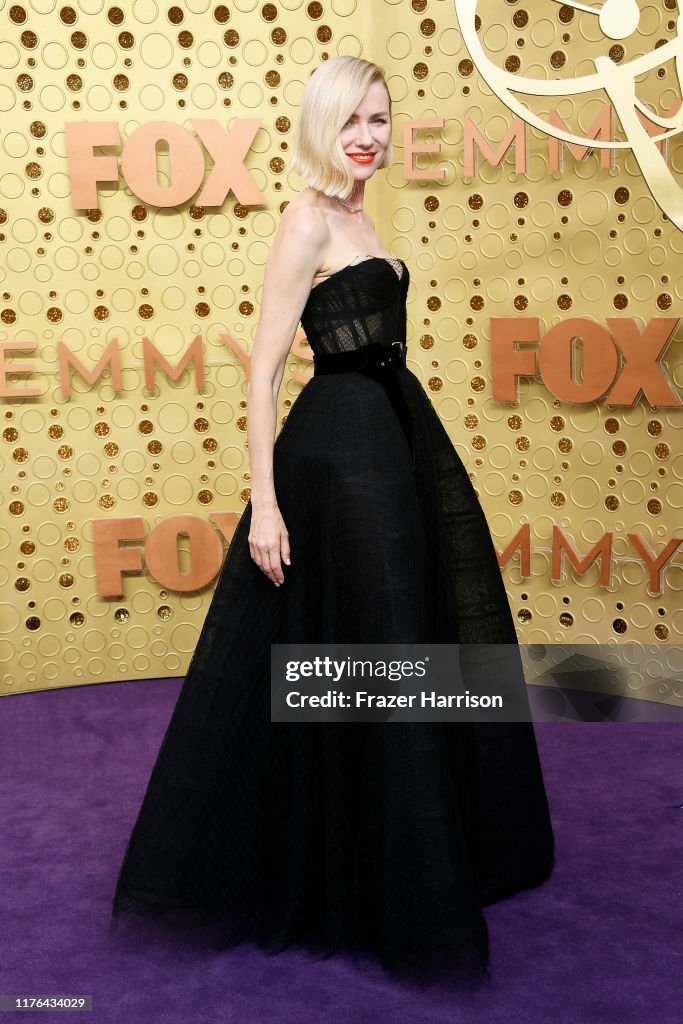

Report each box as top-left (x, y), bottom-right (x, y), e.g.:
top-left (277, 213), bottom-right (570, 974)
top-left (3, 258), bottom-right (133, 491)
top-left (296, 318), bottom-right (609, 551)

top-left (110, 255), bottom-right (555, 988)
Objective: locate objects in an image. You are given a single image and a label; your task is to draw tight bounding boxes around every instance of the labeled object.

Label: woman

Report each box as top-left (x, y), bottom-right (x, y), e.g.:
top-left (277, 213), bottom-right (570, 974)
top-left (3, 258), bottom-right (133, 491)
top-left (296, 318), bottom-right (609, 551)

top-left (110, 56), bottom-right (555, 986)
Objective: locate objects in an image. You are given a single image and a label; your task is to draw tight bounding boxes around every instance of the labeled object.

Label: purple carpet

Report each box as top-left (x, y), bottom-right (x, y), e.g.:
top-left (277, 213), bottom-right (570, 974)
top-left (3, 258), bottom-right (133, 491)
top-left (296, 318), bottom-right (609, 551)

top-left (1, 678), bottom-right (679, 1024)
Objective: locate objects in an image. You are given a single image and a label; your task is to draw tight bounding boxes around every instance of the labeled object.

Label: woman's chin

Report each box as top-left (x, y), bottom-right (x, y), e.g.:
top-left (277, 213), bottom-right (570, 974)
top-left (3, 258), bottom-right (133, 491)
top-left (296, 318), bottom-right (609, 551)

top-left (348, 164), bottom-right (376, 181)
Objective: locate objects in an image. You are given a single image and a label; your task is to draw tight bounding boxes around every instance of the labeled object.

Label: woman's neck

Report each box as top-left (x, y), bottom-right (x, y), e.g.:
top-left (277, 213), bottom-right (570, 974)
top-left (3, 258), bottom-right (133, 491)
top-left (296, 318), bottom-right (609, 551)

top-left (347, 181), bottom-right (365, 209)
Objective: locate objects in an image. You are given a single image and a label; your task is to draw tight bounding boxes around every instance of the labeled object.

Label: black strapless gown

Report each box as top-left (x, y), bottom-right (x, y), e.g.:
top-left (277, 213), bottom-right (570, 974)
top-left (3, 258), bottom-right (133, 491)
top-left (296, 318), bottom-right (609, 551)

top-left (110, 255), bottom-right (555, 986)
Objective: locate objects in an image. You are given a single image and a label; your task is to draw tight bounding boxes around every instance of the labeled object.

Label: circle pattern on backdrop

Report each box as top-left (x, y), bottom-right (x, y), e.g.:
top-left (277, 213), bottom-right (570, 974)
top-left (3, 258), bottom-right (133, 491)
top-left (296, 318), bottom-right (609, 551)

top-left (1, 1), bottom-right (681, 696)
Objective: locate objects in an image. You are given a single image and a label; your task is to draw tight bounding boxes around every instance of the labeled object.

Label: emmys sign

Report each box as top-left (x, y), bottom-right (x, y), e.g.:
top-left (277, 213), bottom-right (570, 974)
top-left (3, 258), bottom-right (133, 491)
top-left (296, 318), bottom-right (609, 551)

top-left (454, 0), bottom-right (683, 230)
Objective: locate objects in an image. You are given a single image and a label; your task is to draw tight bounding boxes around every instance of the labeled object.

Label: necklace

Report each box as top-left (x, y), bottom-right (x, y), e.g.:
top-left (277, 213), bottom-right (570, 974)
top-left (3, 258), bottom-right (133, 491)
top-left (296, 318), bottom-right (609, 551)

top-left (298, 185), bottom-right (364, 213)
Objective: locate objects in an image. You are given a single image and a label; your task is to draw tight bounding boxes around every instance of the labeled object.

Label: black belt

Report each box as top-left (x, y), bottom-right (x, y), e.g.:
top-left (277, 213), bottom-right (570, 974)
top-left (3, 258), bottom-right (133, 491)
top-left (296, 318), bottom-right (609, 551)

top-left (313, 341), bottom-right (414, 464)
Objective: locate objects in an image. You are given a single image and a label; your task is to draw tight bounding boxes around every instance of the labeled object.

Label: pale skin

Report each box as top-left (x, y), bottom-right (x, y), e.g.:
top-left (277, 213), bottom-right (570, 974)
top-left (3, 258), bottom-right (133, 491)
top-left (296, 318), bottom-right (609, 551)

top-left (247, 78), bottom-right (393, 586)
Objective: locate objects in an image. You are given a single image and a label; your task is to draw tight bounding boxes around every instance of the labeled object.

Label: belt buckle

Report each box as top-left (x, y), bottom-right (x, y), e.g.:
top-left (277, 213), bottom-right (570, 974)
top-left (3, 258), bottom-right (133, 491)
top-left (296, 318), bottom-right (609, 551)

top-left (390, 340), bottom-right (405, 367)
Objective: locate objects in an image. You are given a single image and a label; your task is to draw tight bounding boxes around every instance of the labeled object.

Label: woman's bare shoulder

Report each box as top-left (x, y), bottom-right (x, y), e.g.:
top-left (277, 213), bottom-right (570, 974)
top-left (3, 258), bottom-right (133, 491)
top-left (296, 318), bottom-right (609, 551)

top-left (264, 195), bottom-right (330, 282)
top-left (277, 193), bottom-right (330, 245)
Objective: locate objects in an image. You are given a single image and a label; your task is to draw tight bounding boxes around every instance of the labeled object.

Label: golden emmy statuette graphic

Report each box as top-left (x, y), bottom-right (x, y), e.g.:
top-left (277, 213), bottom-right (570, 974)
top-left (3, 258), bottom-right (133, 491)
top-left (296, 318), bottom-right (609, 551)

top-left (454, 0), bottom-right (683, 228)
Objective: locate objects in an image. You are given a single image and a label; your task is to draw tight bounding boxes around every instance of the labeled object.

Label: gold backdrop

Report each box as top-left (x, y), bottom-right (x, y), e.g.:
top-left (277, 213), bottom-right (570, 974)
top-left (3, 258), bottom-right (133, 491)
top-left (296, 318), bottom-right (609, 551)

top-left (1, 0), bottom-right (681, 700)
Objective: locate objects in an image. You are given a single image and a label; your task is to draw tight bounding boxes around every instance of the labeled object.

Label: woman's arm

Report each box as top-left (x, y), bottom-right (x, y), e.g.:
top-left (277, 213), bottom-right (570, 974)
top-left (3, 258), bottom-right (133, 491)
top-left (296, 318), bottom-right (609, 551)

top-left (246, 202), bottom-right (328, 585)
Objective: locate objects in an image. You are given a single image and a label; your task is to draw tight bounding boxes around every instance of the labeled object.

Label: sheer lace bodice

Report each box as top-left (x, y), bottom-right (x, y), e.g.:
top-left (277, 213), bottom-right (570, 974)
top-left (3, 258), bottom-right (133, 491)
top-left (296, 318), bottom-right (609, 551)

top-left (301, 255), bottom-right (409, 356)
top-left (311, 253), bottom-right (405, 289)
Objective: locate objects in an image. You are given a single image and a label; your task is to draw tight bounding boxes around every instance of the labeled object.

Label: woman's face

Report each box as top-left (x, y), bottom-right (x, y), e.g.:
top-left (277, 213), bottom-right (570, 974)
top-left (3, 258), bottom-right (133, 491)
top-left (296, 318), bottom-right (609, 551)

top-left (339, 79), bottom-right (392, 181)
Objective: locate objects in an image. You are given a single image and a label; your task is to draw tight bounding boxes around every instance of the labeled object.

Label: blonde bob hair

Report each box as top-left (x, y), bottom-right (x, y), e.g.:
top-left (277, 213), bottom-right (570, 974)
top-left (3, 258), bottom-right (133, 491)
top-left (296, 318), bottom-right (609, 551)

top-left (290, 56), bottom-right (393, 202)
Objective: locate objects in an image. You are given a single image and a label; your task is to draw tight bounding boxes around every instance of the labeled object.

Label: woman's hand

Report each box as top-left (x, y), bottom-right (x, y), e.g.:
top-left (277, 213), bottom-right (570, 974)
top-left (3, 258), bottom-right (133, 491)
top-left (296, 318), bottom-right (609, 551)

top-left (248, 504), bottom-right (291, 586)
